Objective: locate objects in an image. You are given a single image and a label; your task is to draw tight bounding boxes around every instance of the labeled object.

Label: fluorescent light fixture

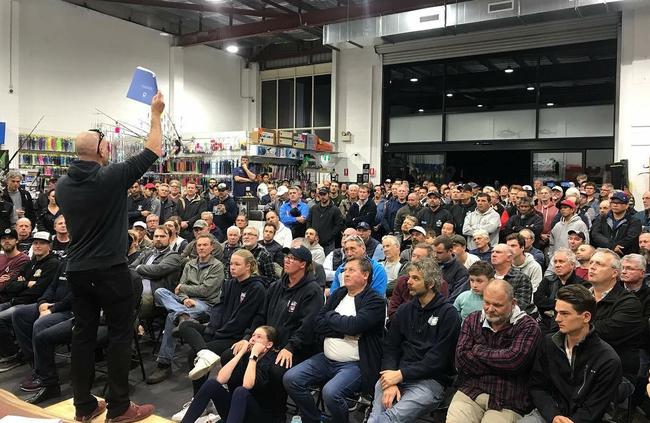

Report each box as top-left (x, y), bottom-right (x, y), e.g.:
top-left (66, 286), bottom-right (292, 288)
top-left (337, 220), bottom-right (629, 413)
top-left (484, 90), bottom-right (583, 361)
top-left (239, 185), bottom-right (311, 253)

top-left (546, 102), bottom-right (555, 107)
top-left (225, 45), bottom-right (239, 53)
top-left (418, 109), bottom-right (424, 113)
top-left (504, 67), bottom-right (514, 74)
top-left (477, 104), bottom-right (484, 108)
top-left (527, 86), bottom-right (535, 91)
top-left (446, 93), bottom-right (453, 98)
top-left (159, 32), bottom-right (171, 37)
top-left (410, 78), bottom-right (419, 82)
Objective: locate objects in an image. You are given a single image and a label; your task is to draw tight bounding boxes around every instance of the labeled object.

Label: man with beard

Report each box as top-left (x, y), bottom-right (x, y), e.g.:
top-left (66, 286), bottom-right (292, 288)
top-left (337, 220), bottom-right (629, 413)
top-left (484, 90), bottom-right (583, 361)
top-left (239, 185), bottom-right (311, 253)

top-left (208, 183), bottom-right (238, 243)
top-left (178, 181), bottom-right (207, 240)
top-left (131, 226), bottom-right (184, 318)
top-left (126, 181), bottom-right (151, 226)
top-left (265, 210), bottom-right (293, 248)
top-left (306, 187), bottom-right (344, 256)
top-left (369, 258), bottom-right (460, 422)
top-left (417, 192), bottom-right (451, 237)
top-left (0, 229), bottom-right (29, 303)
top-left (447, 279), bottom-right (541, 422)
top-left (502, 198), bottom-right (543, 248)
top-left (260, 223), bottom-right (284, 266)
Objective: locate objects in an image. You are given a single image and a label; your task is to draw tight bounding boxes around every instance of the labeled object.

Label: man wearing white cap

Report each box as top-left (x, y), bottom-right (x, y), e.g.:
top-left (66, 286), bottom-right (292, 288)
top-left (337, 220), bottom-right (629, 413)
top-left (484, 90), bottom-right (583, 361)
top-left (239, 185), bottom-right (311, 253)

top-left (132, 221), bottom-right (152, 251)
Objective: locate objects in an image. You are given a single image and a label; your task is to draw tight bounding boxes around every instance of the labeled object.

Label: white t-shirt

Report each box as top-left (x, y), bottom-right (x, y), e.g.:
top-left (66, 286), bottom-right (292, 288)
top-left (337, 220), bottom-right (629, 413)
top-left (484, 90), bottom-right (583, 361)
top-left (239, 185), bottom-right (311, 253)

top-left (323, 294), bottom-right (360, 362)
top-left (463, 253), bottom-right (481, 269)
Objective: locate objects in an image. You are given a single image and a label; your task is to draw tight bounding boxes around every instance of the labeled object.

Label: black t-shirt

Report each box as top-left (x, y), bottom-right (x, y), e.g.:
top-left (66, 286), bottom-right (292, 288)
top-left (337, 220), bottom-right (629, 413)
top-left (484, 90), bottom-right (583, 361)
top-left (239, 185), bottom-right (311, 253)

top-left (57, 149), bottom-right (158, 271)
top-left (51, 237), bottom-right (70, 258)
top-left (227, 350), bottom-right (278, 413)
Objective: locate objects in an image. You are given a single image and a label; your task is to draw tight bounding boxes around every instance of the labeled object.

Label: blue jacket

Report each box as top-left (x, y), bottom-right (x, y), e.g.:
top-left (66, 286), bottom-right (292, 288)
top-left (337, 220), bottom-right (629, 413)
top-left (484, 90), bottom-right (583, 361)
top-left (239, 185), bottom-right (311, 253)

top-left (385, 198), bottom-right (406, 233)
top-left (331, 257), bottom-right (387, 297)
top-left (279, 201), bottom-right (310, 228)
top-left (634, 209), bottom-right (650, 231)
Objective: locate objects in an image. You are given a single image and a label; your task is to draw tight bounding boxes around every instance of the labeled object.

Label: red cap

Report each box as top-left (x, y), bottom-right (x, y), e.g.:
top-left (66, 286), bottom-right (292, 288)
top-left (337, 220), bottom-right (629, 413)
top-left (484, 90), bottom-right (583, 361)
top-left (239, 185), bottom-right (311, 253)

top-left (144, 183), bottom-right (155, 190)
top-left (559, 199), bottom-right (576, 209)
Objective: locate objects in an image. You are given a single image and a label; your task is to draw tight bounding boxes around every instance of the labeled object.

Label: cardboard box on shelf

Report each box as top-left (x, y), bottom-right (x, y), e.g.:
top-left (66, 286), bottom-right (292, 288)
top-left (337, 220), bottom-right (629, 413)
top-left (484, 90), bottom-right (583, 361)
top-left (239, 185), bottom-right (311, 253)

top-left (315, 141), bottom-right (334, 152)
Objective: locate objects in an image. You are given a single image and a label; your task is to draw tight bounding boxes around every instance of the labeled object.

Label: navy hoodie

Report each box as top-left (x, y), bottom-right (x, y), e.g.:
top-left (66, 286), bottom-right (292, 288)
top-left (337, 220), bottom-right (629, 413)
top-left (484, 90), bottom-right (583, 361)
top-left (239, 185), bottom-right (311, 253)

top-left (207, 275), bottom-right (266, 340)
top-left (247, 272), bottom-right (324, 360)
top-left (57, 149), bottom-right (158, 271)
top-left (383, 293), bottom-right (461, 386)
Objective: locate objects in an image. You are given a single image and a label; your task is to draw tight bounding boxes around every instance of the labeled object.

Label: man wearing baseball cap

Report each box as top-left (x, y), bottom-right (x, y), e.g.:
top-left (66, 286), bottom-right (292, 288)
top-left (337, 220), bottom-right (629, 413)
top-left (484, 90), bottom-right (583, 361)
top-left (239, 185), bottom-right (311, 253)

top-left (0, 231), bottom-right (59, 372)
top-left (418, 191), bottom-right (452, 237)
top-left (549, 200), bottom-right (589, 257)
top-left (0, 228), bottom-right (29, 303)
top-left (356, 222), bottom-right (384, 261)
top-left (306, 187), bottom-right (345, 256)
top-left (591, 191), bottom-right (642, 256)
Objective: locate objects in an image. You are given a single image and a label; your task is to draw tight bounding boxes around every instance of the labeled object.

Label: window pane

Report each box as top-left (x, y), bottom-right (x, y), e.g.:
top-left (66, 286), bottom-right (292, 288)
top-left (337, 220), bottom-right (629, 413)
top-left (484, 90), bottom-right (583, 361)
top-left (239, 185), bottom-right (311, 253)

top-left (533, 152), bottom-right (583, 183)
top-left (295, 77), bottom-right (312, 128)
top-left (261, 80), bottom-right (277, 129)
top-left (314, 75), bottom-right (331, 127)
top-left (586, 149), bottom-right (613, 185)
top-left (278, 78), bottom-right (294, 129)
top-left (314, 128), bottom-right (331, 142)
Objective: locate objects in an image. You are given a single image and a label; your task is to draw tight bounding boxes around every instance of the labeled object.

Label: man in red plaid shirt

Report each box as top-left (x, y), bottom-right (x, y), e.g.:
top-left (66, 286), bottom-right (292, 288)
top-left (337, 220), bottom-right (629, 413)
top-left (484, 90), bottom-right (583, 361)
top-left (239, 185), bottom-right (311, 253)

top-left (447, 279), bottom-right (541, 422)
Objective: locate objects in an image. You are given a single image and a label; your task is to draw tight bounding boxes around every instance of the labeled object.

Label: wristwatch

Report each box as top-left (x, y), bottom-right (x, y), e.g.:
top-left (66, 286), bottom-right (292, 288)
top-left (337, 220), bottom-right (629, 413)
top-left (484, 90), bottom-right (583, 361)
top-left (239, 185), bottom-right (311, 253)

top-left (249, 355), bottom-right (258, 361)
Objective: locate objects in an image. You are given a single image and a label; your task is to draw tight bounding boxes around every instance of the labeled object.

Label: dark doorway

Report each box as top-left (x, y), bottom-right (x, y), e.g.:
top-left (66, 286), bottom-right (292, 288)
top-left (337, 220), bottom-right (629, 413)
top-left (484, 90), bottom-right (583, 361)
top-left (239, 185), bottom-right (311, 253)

top-left (445, 150), bottom-right (531, 186)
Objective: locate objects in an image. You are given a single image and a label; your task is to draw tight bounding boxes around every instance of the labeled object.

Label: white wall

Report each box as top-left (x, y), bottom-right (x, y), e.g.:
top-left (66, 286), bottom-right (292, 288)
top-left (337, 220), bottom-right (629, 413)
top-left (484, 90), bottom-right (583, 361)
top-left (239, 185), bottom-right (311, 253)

top-left (334, 48), bottom-right (382, 184)
top-left (617, 2), bottom-right (650, 210)
top-left (0, 0), bottom-right (251, 158)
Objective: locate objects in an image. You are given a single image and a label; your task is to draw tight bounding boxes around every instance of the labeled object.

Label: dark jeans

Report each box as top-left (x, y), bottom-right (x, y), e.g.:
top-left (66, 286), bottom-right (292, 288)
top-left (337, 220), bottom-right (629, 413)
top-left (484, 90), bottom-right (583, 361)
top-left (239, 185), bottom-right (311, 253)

top-left (181, 379), bottom-right (266, 423)
top-left (178, 320), bottom-right (237, 394)
top-left (283, 352), bottom-right (362, 423)
top-left (68, 263), bottom-right (134, 419)
top-left (0, 303), bottom-right (18, 357)
top-left (12, 303), bottom-right (72, 386)
top-left (221, 348), bottom-right (289, 418)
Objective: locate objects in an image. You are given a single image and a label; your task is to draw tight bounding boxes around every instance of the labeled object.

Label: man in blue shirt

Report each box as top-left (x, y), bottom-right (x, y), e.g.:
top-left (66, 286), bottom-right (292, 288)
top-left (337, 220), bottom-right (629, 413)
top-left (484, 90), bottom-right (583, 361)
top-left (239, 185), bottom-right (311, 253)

top-left (331, 235), bottom-right (387, 297)
top-left (279, 186), bottom-right (310, 238)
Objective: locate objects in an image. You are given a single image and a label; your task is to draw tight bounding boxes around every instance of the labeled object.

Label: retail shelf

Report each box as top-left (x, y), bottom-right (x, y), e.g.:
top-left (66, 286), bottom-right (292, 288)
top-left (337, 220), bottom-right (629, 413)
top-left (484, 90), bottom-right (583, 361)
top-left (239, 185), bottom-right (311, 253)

top-left (19, 150), bottom-right (76, 155)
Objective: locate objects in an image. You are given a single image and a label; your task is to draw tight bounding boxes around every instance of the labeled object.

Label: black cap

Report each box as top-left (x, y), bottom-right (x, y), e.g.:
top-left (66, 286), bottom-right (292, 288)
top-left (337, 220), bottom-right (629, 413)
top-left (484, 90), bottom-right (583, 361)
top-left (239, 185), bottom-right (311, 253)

top-left (427, 191), bottom-right (442, 198)
top-left (318, 187), bottom-right (329, 195)
top-left (567, 230), bottom-right (586, 241)
top-left (282, 246), bottom-right (312, 264)
top-left (356, 222), bottom-right (371, 231)
top-left (0, 228), bottom-right (17, 239)
top-left (460, 184), bottom-right (473, 192)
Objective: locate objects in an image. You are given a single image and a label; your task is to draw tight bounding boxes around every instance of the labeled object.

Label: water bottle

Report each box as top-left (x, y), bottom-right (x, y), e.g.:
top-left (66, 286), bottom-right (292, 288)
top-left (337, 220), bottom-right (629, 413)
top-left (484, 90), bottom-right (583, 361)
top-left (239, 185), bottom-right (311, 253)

top-left (290, 416), bottom-right (302, 423)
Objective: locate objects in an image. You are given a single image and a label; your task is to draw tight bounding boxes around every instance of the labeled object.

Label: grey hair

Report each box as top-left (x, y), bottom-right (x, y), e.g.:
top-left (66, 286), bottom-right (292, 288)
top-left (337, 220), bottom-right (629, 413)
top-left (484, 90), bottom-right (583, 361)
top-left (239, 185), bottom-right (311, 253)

top-left (344, 235), bottom-right (366, 249)
top-left (473, 229), bottom-right (490, 240)
top-left (519, 228), bottom-right (535, 242)
top-left (6, 170), bottom-right (21, 181)
top-left (594, 248), bottom-right (621, 271)
top-left (403, 215), bottom-right (418, 225)
top-left (551, 247), bottom-right (578, 268)
top-left (622, 253), bottom-right (647, 271)
top-left (243, 226), bottom-right (259, 237)
top-left (381, 235), bottom-right (400, 248)
top-left (405, 257), bottom-right (442, 293)
top-left (227, 226), bottom-right (241, 235)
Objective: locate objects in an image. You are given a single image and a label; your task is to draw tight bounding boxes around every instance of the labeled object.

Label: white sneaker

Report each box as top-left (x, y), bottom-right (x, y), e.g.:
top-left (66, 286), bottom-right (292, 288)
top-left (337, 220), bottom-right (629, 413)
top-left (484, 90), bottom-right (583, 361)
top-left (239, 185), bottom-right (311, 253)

top-left (195, 413), bottom-right (220, 423)
top-left (188, 349), bottom-right (220, 380)
top-left (172, 399), bottom-right (209, 422)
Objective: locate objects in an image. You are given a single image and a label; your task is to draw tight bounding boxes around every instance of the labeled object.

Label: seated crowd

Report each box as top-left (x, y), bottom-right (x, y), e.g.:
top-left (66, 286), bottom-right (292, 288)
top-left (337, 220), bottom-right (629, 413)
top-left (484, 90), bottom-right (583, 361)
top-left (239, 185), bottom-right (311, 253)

top-left (1, 171), bottom-right (650, 423)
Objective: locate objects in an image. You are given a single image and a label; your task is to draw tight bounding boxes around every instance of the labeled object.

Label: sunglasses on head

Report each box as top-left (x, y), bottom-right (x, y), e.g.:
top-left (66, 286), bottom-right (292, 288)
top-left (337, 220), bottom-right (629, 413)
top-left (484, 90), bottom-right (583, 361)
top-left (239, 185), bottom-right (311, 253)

top-left (88, 129), bottom-right (105, 155)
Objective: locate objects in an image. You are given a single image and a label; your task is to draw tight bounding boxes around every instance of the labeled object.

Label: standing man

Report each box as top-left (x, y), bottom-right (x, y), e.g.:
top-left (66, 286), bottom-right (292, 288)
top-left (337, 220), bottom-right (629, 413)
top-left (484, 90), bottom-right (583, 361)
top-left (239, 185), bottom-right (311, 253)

top-left (232, 156), bottom-right (256, 199)
top-left (157, 183), bottom-right (178, 223)
top-left (462, 193), bottom-right (500, 250)
top-left (345, 185), bottom-right (377, 229)
top-left (417, 192), bottom-right (451, 237)
top-left (3, 170), bottom-right (36, 225)
top-left (178, 180), bottom-right (207, 241)
top-left (306, 187), bottom-right (345, 255)
top-left (279, 186), bottom-right (309, 238)
top-left (56, 93), bottom-right (165, 421)
top-left (208, 183), bottom-right (238, 243)
top-left (591, 192), bottom-right (642, 256)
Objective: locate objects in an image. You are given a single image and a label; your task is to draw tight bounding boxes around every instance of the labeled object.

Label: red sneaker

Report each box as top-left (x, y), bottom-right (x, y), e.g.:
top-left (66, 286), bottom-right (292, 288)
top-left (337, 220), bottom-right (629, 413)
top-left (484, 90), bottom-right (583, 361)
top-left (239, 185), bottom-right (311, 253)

top-left (105, 402), bottom-right (155, 423)
top-left (75, 400), bottom-right (107, 422)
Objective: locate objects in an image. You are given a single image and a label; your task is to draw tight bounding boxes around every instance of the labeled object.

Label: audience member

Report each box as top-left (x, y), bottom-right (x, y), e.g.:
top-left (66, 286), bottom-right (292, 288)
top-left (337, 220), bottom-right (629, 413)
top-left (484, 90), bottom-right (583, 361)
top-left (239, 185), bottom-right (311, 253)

top-left (468, 229), bottom-right (493, 262)
top-left (591, 192), bottom-right (642, 256)
top-left (506, 233), bottom-right (542, 292)
top-left (453, 261), bottom-right (494, 321)
top-left (306, 187), bottom-right (345, 255)
top-left (331, 235), bottom-right (388, 297)
top-left (433, 235), bottom-right (469, 302)
top-left (265, 210), bottom-right (292, 248)
top-left (549, 199), bottom-right (589, 256)
top-left (490, 243), bottom-right (536, 316)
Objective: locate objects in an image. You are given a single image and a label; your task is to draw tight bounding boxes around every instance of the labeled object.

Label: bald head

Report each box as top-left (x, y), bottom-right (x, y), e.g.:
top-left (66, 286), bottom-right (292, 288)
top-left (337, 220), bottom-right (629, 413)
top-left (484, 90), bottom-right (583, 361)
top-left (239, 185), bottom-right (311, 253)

top-left (76, 131), bottom-right (107, 164)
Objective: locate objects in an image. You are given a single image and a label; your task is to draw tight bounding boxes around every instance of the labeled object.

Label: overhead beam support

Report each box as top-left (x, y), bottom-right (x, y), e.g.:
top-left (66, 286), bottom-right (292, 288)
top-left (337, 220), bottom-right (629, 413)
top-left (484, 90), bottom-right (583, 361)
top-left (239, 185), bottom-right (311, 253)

top-left (95, 0), bottom-right (285, 18)
top-left (176, 0), bottom-right (466, 46)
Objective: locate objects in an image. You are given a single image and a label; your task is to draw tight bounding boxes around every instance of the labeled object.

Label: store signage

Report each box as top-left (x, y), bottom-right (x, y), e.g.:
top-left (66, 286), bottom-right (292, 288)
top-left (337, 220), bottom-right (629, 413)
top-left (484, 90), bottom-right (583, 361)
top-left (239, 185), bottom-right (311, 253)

top-left (0, 122), bottom-right (5, 144)
top-left (344, 168), bottom-right (348, 176)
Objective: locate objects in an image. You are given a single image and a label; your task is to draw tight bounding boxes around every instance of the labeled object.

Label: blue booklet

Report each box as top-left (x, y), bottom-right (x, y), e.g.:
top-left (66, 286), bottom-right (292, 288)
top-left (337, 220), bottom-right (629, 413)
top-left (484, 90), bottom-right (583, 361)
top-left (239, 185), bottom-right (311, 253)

top-left (126, 66), bottom-right (157, 105)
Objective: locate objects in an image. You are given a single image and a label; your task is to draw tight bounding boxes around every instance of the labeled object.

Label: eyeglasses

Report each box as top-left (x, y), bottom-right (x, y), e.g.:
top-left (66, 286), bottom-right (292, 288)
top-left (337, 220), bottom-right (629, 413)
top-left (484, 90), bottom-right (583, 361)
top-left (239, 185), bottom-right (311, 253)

top-left (88, 129), bottom-right (105, 155)
top-left (284, 255), bottom-right (304, 263)
top-left (242, 232), bottom-right (256, 237)
top-left (193, 227), bottom-right (203, 231)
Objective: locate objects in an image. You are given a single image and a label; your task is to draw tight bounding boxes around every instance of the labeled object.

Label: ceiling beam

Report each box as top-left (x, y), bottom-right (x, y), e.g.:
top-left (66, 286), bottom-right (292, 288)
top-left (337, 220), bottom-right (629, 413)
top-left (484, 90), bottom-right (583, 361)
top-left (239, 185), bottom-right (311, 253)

top-left (176, 0), bottom-right (468, 46)
top-left (95, 0), bottom-right (285, 18)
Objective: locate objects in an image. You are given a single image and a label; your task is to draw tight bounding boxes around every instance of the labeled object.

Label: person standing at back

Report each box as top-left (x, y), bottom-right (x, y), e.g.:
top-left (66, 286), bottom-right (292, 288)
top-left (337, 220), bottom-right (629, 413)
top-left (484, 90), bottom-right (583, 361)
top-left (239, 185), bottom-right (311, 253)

top-left (56, 93), bottom-right (165, 422)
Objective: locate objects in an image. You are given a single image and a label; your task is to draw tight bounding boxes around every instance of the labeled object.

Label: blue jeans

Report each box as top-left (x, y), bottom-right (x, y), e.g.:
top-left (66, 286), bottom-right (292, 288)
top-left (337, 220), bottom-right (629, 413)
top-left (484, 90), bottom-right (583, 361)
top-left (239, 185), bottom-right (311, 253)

top-left (12, 303), bottom-right (73, 386)
top-left (368, 378), bottom-right (445, 423)
top-left (154, 288), bottom-right (210, 364)
top-left (283, 352), bottom-right (362, 423)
